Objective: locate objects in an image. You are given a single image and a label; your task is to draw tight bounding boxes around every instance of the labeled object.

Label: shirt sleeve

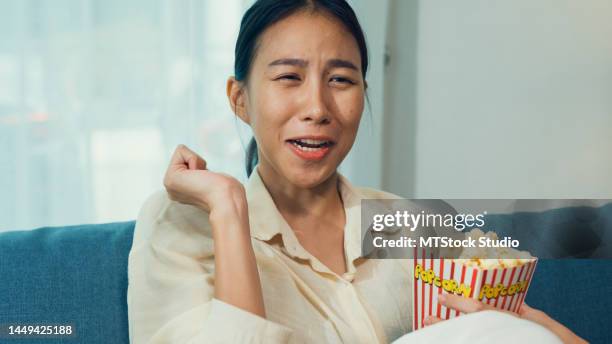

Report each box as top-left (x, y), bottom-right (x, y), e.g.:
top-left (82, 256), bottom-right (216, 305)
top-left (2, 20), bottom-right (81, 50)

top-left (127, 190), bottom-right (293, 343)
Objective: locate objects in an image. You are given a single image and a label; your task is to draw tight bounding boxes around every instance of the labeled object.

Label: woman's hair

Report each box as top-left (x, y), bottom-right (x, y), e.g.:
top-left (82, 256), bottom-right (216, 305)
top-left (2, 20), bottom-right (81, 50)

top-left (234, 0), bottom-right (369, 177)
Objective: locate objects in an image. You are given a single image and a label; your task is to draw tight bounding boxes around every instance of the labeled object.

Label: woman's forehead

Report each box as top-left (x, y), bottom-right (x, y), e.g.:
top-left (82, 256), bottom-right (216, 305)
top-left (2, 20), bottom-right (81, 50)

top-left (254, 11), bottom-right (361, 68)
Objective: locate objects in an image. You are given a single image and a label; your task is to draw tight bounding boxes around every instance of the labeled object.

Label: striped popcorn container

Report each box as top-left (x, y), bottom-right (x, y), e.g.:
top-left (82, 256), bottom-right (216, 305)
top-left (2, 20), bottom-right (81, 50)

top-left (412, 249), bottom-right (538, 331)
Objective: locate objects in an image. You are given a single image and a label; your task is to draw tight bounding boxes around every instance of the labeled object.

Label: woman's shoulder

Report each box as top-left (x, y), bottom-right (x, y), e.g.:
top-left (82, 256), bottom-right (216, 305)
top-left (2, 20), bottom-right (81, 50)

top-left (137, 189), bottom-right (210, 223)
top-left (135, 189), bottom-right (171, 223)
top-left (131, 189), bottom-right (214, 251)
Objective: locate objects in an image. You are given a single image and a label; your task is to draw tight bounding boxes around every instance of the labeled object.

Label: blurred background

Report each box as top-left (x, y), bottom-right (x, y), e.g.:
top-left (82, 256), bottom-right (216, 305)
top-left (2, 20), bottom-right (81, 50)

top-left (1, 0), bottom-right (611, 232)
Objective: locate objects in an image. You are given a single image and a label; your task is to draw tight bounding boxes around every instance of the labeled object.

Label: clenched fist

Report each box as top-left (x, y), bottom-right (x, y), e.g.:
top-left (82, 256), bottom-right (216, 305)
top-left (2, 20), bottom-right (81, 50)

top-left (162, 144), bottom-right (247, 217)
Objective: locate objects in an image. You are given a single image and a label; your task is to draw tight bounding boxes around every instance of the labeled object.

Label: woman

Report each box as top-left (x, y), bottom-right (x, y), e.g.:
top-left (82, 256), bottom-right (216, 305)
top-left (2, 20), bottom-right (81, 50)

top-left (127, 0), bottom-right (586, 343)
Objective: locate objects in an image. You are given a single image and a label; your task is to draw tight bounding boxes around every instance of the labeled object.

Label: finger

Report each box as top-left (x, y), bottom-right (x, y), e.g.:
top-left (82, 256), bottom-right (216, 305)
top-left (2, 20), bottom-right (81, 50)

top-left (169, 144), bottom-right (189, 169)
top-left (517, 303), bottom-right (532, 315)
top-left (423, 316), bottom-right (443, 327)
top-left (170, 144), bottom-right (207, 170)
top-left (517, 303), bottom-right (548, 323)
top-left (194, 155), bottom-right (207, 170)
top-left (439, 294), bottom-right (519, 318)
top-left (438, 293), bottom-right (491, 313)
top-left (187, 156), bottom-right (197, 170)
top-left (181, 145), bottom-right (207, 170)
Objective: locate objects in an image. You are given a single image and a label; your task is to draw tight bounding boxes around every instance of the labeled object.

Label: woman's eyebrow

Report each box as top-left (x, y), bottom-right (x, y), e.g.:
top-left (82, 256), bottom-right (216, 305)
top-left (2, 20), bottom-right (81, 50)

top-left (267, 58), bottom-right (358, 71)
top-left (326, 58), bottom-right (358, 71)
top-left (268, 58), bottom-right (307, 68)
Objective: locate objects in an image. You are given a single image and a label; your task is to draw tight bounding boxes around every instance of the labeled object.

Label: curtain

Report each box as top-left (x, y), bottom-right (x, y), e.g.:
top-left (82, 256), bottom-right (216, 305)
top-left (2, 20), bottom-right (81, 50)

top-left (0, 0), bottom-right (249, 231)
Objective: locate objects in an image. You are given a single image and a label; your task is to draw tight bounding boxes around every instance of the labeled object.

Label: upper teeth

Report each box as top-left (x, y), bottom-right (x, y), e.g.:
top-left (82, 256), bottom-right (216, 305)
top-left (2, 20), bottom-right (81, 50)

top-left (297, 139), bottom-right (326, 144)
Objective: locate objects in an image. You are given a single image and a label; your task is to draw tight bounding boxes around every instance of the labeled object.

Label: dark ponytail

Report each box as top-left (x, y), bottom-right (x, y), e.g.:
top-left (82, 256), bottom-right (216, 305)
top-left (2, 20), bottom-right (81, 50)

top-left (234, 0), bottom-right (369, 177)
top-left (245, 137), bottom-right (259, 178)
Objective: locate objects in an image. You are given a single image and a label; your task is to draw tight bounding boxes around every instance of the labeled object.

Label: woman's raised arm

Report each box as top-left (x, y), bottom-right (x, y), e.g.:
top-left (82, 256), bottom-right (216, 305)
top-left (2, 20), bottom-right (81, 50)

top-left (127, 144), bottom-right (292, 343)
top-left (163, 144), bottom-right (266, 318)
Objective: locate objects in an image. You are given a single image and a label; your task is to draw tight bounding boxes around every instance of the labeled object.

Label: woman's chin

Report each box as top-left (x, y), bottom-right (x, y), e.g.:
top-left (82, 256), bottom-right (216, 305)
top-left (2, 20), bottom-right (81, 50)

top-left (286, 166), bottom-right (336, 189)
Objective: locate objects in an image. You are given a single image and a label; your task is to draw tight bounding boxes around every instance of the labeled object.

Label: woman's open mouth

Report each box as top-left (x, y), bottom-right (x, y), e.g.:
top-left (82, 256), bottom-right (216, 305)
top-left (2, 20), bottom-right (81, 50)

top-left (285, 138), bottom-right (335, 161)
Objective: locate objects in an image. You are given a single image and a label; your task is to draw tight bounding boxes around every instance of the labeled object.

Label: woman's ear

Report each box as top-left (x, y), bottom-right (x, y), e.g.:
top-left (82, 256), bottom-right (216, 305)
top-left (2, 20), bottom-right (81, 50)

top-left (227, 76), bottom-right (250, 124)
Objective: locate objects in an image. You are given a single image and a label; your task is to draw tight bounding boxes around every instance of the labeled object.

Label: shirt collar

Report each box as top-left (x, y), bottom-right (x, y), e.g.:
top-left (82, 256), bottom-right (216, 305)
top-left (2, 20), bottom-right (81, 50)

top-left (245, 166), bottom-right (363, 280)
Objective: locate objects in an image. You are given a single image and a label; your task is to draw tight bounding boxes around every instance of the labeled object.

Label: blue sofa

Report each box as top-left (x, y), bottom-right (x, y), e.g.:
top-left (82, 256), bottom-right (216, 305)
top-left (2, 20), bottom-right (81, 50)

top-left (1, 214), bottom-right (611, 343)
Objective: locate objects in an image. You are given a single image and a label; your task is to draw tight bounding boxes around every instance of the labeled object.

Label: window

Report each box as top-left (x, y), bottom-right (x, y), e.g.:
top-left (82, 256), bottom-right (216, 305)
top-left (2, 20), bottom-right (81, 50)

top-left (0, 0), bottom-right (249, 231)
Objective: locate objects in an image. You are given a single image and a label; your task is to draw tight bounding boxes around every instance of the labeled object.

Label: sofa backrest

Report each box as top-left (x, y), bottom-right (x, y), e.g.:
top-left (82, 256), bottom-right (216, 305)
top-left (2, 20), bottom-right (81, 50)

top-left (0, 221), bottom-right (135, 344)
top-left (1, 217), bottom-right (611, 343)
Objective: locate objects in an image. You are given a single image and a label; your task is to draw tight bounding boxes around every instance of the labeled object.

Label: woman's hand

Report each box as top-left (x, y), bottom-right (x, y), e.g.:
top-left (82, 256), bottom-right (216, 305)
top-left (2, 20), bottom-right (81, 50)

top-left (163, 144), bottom-right (247, 217)
top-left (423, 294), bottom-right (587, 344)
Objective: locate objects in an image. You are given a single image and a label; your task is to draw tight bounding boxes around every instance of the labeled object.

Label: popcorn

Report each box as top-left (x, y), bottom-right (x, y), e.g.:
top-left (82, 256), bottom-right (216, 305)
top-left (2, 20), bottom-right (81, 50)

top-left (454, 229), bottom-right (534, 269)
top-left (412, 229), bottom-right (538, 331)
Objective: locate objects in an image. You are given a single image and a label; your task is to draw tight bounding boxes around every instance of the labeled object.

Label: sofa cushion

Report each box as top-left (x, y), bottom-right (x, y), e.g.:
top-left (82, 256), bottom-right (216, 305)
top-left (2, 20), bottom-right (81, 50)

top-left (0, 221), bottom-right (135, 344)
top-left (526, 259), bottom-right (611, 343)
top-left (481, 203), bottom-right (612, 343)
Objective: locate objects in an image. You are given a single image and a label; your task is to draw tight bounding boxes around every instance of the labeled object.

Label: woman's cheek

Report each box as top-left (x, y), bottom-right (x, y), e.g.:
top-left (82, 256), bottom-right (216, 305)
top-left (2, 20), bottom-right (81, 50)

top-left (339, 91), bottom-right (364, 121)
top-left (257, 93), bottom-right (286, 116)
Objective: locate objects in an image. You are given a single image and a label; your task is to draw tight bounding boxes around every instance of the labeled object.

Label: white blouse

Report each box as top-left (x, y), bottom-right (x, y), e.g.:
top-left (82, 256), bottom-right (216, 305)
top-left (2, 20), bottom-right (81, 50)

top-left (127, 169), bottom-right (413, 343)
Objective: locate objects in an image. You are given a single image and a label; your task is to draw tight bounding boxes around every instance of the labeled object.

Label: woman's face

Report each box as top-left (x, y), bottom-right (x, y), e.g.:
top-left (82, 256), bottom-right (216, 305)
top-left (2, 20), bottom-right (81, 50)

top-left (238, 11), bottom-right (365, 188)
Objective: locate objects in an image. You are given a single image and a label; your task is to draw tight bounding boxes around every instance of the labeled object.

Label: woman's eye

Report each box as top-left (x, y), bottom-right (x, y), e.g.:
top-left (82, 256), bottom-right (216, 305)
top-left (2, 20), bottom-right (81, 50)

top-left (330, 77), bottom-right (355, 85)
top-left (276, 74), bottom-right (300, 81)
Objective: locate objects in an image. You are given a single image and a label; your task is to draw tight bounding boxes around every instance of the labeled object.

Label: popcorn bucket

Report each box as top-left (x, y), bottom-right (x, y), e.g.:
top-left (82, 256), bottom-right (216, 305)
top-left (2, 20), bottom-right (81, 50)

top-left (412, 248), bottom-right (538, 331)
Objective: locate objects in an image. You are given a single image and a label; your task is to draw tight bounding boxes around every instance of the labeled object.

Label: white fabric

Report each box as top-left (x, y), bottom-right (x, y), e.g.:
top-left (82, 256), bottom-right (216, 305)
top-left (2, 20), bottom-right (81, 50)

top-left (393, 310), bottom-right (562, 344)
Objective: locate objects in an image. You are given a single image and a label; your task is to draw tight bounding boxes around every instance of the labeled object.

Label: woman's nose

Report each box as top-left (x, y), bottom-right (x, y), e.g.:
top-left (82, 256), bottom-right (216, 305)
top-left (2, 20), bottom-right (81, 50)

top-left (299, 83), bottom-right (331, 125)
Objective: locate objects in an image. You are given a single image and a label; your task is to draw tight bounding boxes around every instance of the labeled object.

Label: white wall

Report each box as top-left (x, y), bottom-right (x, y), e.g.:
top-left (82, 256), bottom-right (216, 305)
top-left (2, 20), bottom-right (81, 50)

top-left (340, 0), bottom-right (389, 189)
top-left (383, 0), bottom-right (612, 198)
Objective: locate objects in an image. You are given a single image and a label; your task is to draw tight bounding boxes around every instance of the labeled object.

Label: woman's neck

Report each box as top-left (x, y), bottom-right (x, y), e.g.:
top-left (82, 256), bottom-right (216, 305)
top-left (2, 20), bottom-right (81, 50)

top-left (256, 163), bottom-right (343, 220)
